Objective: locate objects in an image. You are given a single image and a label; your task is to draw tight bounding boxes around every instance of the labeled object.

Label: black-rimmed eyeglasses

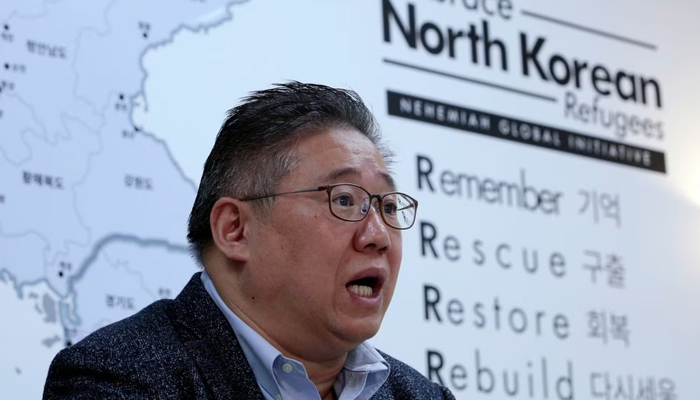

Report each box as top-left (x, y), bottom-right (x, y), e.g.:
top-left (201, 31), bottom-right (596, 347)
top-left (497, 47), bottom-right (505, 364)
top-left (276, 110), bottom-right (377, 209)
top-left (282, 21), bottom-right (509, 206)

top-left (240, 183), bottom-right (418, 230)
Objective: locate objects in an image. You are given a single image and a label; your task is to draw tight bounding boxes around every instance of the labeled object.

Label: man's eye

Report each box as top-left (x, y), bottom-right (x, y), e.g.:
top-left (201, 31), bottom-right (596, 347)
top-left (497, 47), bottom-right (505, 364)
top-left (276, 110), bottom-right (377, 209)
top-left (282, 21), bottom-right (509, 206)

top-left (383, 201), bottom-right (398, 216)
top-left (332, 194), bottom-right (354, 207)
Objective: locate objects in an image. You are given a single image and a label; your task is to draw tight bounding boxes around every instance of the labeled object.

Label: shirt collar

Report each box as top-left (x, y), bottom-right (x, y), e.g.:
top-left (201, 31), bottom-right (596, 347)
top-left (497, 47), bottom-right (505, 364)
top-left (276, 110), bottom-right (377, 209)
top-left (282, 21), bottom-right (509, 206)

top-left (201, 271), bottom-right (280, 398)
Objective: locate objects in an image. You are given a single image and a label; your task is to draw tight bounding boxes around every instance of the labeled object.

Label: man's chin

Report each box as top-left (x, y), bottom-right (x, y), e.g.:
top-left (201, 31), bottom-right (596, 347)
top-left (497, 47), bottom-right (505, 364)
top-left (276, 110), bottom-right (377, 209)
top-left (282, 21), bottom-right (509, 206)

top-left (334, 319), bottom-right (382, 346)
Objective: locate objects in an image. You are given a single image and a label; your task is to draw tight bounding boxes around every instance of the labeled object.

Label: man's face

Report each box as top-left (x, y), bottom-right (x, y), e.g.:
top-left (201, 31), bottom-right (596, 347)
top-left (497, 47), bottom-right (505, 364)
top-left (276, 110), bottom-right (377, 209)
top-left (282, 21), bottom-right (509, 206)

top-left (242, 128), bottom-right (402, 358)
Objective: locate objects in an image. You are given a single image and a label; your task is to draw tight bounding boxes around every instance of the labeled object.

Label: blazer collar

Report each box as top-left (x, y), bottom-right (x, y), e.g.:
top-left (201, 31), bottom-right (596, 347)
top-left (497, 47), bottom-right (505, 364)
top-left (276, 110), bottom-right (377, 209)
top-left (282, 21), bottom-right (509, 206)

top-left (168, 272), bottom-right (265, 400)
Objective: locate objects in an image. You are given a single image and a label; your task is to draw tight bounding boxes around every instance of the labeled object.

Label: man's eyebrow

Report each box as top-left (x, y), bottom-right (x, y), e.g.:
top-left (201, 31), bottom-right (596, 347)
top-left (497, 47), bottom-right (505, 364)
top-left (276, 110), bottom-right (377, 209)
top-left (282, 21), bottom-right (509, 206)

top-left (321, 167), bottom-right (396, 191)
top-left (382, 173), bottom-right (397, 191)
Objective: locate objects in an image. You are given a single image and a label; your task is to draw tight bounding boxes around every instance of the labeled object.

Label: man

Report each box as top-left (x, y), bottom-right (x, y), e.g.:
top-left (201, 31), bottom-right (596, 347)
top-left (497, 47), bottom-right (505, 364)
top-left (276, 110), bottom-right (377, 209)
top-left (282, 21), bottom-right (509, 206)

top-left (44, 82), bottom-right (455, 399)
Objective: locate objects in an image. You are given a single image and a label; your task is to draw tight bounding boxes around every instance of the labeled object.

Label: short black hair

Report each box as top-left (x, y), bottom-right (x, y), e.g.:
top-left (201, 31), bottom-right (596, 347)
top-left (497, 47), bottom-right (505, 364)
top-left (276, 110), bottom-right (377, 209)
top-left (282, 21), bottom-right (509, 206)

top-left (186, 81), bottom-right (392, 266)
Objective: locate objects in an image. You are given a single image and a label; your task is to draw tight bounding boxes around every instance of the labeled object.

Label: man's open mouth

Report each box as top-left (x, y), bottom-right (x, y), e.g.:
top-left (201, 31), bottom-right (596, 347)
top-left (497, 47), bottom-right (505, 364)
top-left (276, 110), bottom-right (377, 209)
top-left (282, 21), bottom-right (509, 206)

top-left (346, 276), bottom-right (383, 298)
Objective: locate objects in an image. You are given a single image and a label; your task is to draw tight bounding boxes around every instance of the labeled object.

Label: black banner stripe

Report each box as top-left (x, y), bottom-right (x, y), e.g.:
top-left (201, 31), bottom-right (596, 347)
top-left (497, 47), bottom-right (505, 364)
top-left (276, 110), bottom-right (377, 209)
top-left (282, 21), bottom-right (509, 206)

top-left (387, 91), bottom-right (666, 174)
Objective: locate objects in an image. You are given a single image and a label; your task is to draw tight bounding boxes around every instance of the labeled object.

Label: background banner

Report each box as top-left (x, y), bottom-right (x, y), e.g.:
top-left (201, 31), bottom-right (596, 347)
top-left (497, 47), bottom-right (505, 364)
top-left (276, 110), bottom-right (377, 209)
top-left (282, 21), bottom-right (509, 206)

top-left (2, 1), bottom-right (700, 398)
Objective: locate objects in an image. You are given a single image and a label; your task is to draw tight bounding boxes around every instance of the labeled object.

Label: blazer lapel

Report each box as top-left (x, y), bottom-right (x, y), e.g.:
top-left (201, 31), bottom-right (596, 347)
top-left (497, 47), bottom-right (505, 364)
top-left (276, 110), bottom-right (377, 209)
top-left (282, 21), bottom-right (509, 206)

top-left (369, 384), bottom-right (393, 400)
top-left (168, 273), bottom-right (265, 400)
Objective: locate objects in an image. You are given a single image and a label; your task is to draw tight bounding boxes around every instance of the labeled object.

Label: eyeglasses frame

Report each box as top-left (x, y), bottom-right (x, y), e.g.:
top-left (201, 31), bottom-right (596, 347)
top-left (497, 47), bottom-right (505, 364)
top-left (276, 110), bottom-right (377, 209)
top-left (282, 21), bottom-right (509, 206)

top-left (239, 183), bottom-right (418, 230)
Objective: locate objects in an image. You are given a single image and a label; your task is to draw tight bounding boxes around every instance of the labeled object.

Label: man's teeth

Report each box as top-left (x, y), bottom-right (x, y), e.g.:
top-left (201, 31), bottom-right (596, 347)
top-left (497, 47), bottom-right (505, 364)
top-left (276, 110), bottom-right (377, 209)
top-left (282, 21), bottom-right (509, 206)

top-left (348, 284), bottom-right (374, 298)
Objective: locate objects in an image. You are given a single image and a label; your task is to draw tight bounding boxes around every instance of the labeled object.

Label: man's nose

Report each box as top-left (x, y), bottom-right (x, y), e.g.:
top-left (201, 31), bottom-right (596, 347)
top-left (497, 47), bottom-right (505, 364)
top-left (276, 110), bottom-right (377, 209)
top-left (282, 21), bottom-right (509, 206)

top-left (361, 196), bottom-right (381, 214)
top-left (354, 200), bottom-right (392, 252)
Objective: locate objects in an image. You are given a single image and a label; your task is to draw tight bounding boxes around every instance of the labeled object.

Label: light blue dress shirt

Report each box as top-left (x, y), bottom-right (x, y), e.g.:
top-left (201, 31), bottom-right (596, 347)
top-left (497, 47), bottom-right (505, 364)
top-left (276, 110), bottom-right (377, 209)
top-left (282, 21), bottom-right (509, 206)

top-left (201, 271), bottom-right (390, 400)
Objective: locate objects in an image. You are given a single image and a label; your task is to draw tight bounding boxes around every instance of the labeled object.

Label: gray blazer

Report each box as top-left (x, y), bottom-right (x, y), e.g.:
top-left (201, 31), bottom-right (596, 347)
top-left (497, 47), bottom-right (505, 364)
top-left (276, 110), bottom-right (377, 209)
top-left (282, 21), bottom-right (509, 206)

top-left (43, 273), bottom-right (455, 399)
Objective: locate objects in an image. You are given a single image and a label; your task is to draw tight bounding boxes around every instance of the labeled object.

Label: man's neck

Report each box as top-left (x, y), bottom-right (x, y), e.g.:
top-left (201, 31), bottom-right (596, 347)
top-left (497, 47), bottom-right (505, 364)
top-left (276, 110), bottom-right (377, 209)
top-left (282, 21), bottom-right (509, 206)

top-left (208, 268), bottom-right (348, 397)
top-left (233, 301), bottom-right (347, 397)
top-left (322, 387), bottom-right (338, 400)
top-left (295, 353), bottom-right (344, 400)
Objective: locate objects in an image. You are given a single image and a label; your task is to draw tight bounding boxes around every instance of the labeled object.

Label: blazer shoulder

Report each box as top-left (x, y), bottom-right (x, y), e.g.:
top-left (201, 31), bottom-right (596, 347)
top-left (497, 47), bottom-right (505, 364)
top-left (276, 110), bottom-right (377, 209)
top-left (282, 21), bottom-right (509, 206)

top-left (65, 298), bottom-right (180, 360)
top-left (376, 350), bottom-right (456, 400)
top-left (43, 299), bottom-right (195, 399)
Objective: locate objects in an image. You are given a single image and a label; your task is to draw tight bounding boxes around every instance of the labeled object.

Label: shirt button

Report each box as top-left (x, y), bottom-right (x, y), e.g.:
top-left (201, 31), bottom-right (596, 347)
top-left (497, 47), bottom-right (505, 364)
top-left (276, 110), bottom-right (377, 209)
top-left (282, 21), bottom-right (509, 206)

top-left (275, 394), bottom-right (282, 400)
top-left (282, 363), bottom-right (293, 373)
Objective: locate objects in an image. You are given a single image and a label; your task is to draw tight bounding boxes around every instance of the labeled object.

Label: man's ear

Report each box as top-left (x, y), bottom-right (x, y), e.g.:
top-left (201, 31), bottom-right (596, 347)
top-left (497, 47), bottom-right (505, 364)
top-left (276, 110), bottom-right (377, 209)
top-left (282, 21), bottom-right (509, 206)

top-left (209, 197), bottom-right (251, 263)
